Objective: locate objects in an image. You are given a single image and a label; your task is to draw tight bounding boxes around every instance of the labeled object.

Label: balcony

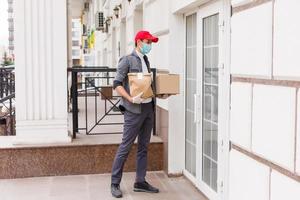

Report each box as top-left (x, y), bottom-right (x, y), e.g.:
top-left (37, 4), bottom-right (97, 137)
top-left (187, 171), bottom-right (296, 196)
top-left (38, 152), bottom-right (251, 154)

top-left (8, 36), bottom-right (14, 41)
top-left (8, 45), bottom-right (14, 50)
top-left (0, 67), bottom-right (192, 200)
top-left (0, 68), bottom-right (207, 200)
top-left (0, 66), bottom-right (163, 179)
top-left (7, 7), bottom-right (13, 13)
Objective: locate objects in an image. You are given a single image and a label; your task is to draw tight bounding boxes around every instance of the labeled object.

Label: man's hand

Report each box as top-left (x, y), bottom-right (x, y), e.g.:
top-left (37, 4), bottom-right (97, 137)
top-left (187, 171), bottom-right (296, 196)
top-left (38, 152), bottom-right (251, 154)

top-left (114, 86), bottom-right (145, 104)
top-left (131, 92), bottom-right (144, 104)
top-left (157, 94), bottom-right (170, 99)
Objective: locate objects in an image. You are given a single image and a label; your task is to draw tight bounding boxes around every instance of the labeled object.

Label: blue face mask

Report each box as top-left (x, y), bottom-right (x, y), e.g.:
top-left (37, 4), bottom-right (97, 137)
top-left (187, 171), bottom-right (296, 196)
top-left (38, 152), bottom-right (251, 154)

top-left (140, 42), bottom-right (152, 55)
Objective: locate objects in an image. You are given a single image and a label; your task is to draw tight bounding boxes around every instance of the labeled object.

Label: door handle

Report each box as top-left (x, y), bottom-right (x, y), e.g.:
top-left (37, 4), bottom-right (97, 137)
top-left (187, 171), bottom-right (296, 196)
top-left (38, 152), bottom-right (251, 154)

top-left (218, 63), bottom-right (225, 75)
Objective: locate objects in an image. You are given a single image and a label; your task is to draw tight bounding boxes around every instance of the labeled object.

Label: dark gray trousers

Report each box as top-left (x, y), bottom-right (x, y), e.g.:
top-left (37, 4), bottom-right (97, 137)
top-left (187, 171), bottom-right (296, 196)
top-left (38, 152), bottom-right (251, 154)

top-left (111, 102), bottom-right (154, 184)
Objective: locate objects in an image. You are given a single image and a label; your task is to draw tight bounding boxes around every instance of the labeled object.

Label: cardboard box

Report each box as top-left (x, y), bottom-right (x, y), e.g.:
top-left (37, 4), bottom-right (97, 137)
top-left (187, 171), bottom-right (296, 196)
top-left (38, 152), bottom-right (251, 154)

top-left (157, 69), bottom-right (169, 74)
top-left (100, 86), bottom-right (113, 100)
top-left (155, 73), bottom-right (180, 95)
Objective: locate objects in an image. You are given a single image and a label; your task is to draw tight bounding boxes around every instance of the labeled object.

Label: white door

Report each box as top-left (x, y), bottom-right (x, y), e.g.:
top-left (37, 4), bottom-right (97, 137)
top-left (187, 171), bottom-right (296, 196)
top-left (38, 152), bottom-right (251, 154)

top-left (184, 1), bottom-right (227, 199)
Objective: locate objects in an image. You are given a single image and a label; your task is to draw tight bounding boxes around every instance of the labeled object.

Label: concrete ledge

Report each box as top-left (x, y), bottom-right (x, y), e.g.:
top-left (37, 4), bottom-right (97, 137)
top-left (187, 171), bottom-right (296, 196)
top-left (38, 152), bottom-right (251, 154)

top-left (0, 134), bottom-right (163, 149)
top-left (0, 136), bottom-right (163, 179)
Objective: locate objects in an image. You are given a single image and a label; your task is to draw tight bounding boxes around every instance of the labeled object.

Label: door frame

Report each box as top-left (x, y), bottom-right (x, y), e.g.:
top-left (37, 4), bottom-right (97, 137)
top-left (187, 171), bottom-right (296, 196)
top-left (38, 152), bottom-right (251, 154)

top-left (183, 1), bottom-right (231, 199)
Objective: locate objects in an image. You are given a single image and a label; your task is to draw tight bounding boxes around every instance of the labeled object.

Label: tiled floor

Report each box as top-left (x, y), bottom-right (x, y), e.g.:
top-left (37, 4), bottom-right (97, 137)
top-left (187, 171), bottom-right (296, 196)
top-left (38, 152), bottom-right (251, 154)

top-left (0, 171), bottom-right (208, 200)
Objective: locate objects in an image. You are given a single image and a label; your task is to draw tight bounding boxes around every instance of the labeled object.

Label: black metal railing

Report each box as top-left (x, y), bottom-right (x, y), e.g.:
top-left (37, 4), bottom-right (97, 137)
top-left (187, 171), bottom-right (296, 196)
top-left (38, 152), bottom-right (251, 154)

top-left (0, 93), bottom-right (15, 135)
top-left (0, 66), bottom-right (15, 98)
top-left (68, 66), bottom-right (157, 139)
top-left (0, 66), bottom-right (15, 135)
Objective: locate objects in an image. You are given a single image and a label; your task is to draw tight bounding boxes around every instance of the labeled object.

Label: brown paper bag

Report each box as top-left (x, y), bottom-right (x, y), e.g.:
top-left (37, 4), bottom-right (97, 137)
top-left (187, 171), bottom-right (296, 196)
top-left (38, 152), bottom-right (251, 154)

top-left (128, 73), bottom-right (154, 99)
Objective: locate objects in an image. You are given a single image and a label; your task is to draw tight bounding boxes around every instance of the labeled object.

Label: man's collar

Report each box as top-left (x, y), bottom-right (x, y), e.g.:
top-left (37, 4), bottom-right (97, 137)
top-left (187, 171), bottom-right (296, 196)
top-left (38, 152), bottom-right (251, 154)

top-left (131, 49), bottom-right (144, 58)
top-left (131, 49), bottom-right (148, 61)
top-left (135, 49), bottom-right (144, 58)
top-left (131, 49), bottom-right (139, 58)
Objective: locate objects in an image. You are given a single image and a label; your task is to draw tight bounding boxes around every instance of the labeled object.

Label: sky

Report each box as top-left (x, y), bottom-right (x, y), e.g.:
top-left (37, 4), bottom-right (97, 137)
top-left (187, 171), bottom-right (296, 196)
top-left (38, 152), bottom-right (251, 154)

top-left (0, 0), bottom-right (8, 48)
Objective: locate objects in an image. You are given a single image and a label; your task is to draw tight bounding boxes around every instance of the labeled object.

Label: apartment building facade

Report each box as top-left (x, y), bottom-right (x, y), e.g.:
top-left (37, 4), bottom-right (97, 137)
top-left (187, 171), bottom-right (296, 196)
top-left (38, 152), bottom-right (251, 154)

top-left (71, 19), bottom-right (82, 66)
top-left (12, 0), bottom-right (300, 199)
top-left (7, 0), bottom-right (14, 56)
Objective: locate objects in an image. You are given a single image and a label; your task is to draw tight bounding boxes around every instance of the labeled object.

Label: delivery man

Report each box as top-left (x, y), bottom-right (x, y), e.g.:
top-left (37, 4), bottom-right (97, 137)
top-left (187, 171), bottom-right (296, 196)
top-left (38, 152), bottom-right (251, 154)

top-left (111, 30), bottom-right (167, 198)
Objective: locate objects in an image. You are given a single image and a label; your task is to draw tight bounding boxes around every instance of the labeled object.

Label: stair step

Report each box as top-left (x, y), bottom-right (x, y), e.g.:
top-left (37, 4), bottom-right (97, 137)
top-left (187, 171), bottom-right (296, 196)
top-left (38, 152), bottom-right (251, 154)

top-left (0, 138), bottom-right (163, 179)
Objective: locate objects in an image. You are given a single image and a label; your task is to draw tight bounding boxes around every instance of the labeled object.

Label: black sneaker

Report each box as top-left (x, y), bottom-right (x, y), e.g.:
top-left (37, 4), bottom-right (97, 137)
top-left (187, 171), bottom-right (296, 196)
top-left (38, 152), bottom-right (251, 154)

top-left (133, 181), bottom-right (159, 193)
top-left (111, 183), bottom-right (123, 198)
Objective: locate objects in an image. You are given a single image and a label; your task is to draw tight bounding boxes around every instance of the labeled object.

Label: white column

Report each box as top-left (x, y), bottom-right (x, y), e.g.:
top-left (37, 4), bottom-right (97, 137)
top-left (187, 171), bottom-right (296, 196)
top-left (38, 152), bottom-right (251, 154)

top-left (167, 12), bottom-right (185, 174)
top-left (14, 0), bottom-right (71, 144)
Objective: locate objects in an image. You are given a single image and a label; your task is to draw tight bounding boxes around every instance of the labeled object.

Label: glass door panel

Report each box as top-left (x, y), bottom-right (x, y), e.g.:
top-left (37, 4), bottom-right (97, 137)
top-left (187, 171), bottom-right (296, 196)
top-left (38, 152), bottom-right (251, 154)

top-left (185, 13), bottom-right (197, 177)
top-left (202, 14), bottom-right (219, 192)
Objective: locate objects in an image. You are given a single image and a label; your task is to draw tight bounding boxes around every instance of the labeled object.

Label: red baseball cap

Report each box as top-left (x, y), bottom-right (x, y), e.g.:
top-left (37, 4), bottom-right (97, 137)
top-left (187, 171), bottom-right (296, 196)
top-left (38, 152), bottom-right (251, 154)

top-left (135, 31), bottom-right (159, 43)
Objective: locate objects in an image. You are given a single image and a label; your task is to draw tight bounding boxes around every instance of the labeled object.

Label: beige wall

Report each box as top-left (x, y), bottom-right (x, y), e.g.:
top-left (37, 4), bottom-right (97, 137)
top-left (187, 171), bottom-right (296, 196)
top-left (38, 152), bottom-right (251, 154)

top-left (229, 0), bottom-right (300, 199)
